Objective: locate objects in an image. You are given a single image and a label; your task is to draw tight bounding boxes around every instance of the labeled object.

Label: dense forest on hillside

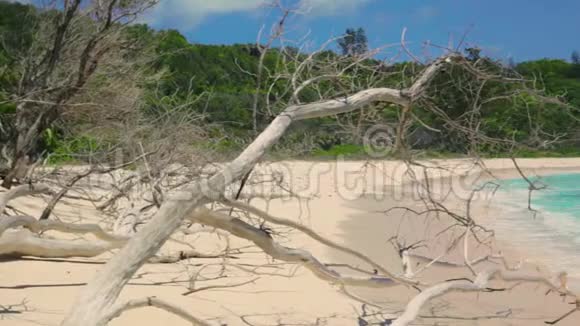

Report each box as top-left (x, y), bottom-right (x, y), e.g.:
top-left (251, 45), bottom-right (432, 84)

top-left (1, 0), bottom-right (579, 166)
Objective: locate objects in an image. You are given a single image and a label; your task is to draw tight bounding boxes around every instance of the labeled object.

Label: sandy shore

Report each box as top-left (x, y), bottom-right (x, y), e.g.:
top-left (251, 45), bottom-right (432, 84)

top-left (1, 158), bottom-right (580, 325)
top-left (335, 161), bottom-right (580, 325)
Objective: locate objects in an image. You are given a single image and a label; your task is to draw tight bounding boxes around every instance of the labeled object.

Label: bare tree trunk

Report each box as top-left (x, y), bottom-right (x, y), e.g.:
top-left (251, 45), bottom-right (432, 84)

top-left (1, 156), bottom-right (27, 189)
top-left (394, 104), bottom-right (411, 156)
top-left (1, 0), bottom-right (157, 188)
top-left (61, 55), bottom-right (449, 325)
top-left (1, 104), bottom-right (41, 188)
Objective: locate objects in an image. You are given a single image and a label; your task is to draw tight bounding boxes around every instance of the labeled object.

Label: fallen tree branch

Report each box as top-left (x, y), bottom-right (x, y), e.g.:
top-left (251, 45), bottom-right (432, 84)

top-left (191, 208), bottom-right (399, 289)
top-left (545, 305), bottom-right (579, 325)
top-left (221, 198), bottom-right (412, 284)
top-left (62, 54), bottom-right (455, 326)
top-left (182, 278), bottom-right (258, 296)
top-left (0, 184), bottom-right (52, 214)
top-left (510, 156), bottom-right (546, 214)
top-left (0, 216), bottom-right (224, 261)
top-left (0, 216), bottom-right (127, 242)
top-left (0, 215), bottom-right (126, 258)
top-left (0, 230), bottom-right (119, 258)
top-left (40, 156), bottom-right (153, 220)
top-left (148, 250), bottom-right (237, 264)
top-left (102, 297), bottom-right (211, 326)
top-left (392, 268), bottom-right (570, 326)
top-left (419, 309), bottom-right (512, 321)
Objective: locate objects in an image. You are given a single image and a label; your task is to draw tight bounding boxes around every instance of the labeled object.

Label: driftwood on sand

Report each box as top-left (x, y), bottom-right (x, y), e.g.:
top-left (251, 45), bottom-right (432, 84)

top-left (0, 54), bottom-right (576, 326)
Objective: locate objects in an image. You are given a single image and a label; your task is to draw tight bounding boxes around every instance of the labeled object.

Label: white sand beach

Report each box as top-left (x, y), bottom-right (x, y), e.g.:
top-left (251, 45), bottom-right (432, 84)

top-left (2, 158), bottom-right (580, 326)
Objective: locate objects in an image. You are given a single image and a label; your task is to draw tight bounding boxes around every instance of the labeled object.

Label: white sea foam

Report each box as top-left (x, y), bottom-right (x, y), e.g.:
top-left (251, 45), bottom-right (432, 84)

top-left (490, 175), bottom-right (580, 278)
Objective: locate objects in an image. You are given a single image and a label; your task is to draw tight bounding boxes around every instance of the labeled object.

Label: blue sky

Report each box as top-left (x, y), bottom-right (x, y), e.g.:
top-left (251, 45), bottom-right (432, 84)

top-left (146, 0), bottom-right (580, 62)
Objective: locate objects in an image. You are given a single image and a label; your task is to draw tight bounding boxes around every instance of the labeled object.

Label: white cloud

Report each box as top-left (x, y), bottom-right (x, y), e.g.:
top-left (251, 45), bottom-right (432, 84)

top-left (413, 5), bottom-right (438, 21)
top-left (149, 0), bottom-right (266, 28)
top-left (149, 0), bottom-right (372, 29)
top-left (298, 0), bottom-right (371, 16)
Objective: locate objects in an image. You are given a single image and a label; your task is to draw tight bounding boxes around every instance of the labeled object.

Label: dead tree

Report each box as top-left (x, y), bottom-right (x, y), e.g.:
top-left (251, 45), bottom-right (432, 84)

top-left (1, 10), bottom-right (577, 324)
top-left (57, 51), bottom-right (569, 326)
top-left (0, 50), bottom-right (573, 324)
top-left (0, 0), bottom-right (157, 188)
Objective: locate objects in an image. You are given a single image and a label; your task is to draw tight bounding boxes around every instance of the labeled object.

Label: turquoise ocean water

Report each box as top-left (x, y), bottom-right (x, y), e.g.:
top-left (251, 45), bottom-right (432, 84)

top-left (493, 173), bottom-right (580, 279)
top-left (500, 173), bottom-right (580, 215)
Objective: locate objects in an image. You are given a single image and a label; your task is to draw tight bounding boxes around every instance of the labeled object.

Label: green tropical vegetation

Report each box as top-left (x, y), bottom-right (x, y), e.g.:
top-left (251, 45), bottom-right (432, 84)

top-left (1, 0), bottom-right (579, 166)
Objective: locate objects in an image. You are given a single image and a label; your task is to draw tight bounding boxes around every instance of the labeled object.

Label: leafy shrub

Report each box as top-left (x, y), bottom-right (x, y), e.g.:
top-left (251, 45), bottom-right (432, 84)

top-left (45, 134), bottom-right (109, 164)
